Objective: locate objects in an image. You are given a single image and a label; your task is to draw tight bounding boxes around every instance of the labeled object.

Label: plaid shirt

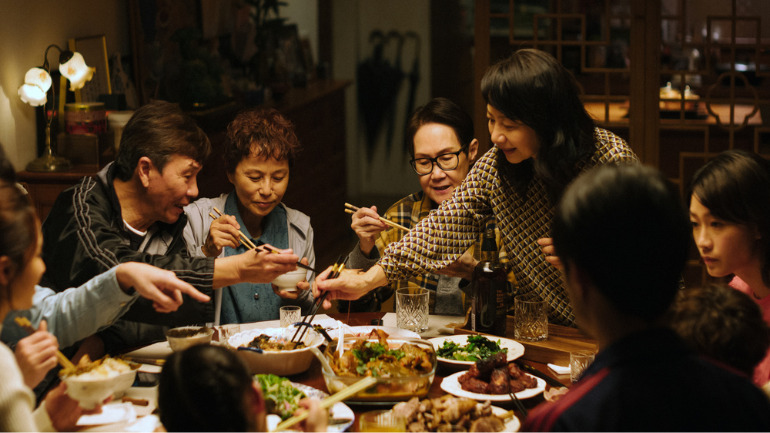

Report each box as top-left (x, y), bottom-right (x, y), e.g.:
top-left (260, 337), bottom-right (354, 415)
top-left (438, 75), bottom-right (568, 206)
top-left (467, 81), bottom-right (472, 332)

top-left (342, 190), bottom-right (514, 314)
top-left (380, 128), bottom-right (638, 326)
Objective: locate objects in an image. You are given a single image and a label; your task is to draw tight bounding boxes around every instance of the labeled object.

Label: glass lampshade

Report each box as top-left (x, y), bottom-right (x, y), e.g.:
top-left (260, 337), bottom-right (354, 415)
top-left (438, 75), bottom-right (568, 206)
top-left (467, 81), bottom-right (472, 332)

top-left (59, 52), bottom-right (94, 91)
top-left (18, 83), bottom-right (48, 106)
top-left (17, 67), bottom-right (52, 107)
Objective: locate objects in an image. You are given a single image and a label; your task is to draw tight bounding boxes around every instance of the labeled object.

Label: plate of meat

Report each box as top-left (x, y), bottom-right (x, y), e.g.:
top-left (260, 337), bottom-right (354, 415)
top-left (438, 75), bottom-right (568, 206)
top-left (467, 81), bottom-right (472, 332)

top-left (440, 352), bottom-right (545, 401)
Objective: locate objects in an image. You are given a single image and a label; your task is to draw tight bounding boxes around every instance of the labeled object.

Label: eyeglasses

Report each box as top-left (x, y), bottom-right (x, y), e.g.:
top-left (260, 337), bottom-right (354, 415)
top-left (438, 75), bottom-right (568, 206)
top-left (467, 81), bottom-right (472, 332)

top-left (409, 149), bottom-right (465, 176)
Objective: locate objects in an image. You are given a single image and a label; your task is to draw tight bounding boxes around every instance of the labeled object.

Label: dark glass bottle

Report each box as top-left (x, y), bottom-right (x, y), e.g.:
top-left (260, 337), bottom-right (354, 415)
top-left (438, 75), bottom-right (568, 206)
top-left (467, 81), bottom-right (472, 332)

top-left (470, 227), bottom-right (509, 336)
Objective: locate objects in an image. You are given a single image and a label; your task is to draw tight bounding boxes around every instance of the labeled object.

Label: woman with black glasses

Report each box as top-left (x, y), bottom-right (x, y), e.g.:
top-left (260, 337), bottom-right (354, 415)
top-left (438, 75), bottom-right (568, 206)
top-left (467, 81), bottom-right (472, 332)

top-left (318, 49), bottom-right (638, 326)
top-left (341, 97), bottom-right (493, 315)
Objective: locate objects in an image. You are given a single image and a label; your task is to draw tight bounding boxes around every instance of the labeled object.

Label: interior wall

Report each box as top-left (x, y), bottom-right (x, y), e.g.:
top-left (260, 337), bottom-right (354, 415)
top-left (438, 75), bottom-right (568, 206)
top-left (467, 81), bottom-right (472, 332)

top-left (0, 0), bottom-right (130, 171)
top-left (334, 0), bottom-right (431, 205)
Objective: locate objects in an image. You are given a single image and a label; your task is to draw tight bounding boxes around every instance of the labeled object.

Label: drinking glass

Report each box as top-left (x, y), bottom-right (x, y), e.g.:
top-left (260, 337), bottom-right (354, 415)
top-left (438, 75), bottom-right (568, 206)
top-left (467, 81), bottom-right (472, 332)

top-left (570, 350), bottom-right (596, 383)
top-left (280, 305), bottom-right (301, 328)
top-left (359, 410), bottom-right (406, 432)
top-left (396, 287), bottom-right (429, 333)
top-left (514, 298), bottom-right (548, 341)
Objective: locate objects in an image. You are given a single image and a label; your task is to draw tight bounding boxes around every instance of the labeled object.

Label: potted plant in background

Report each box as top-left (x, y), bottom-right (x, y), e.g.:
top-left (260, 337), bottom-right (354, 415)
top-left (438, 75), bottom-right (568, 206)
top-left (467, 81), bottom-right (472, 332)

top-left (244, 0), bottom-right (290, 99)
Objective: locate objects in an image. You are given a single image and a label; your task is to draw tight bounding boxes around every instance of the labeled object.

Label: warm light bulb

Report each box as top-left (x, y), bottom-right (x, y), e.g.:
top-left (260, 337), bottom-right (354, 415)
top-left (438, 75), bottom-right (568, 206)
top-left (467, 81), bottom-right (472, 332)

top-left (59, 52), bottom-right (94, 90)
top-left (18, 83), bottom-right (48, 106)
top-left (24, 67), bottom-right (52, 92)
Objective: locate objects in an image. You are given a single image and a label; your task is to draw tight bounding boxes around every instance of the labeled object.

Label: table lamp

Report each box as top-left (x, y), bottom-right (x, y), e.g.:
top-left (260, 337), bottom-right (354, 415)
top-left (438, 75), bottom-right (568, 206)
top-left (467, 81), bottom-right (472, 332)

top-left (18, 44), bottom-right (95, 172)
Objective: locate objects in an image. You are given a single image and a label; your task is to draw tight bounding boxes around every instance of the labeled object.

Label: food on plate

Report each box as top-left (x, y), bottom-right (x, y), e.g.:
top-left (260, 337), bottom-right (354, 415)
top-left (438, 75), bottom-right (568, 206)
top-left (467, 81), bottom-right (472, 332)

top-left (436, 335), bottom-right (508, 362)
top-left (58, 354), bottom-right (136, 378)
top-left (321, 329), bottom-right (437, 400)
top-left (325, 329), bottom-right (433, 377)
top-left (458, 352), bottom-right (537, 394)
top-left (247, 334), bottom-right (307, 351)
top-left (392, 395), bottom-right (511, 432)
top-left (255, 374), bottom-right (307, 420)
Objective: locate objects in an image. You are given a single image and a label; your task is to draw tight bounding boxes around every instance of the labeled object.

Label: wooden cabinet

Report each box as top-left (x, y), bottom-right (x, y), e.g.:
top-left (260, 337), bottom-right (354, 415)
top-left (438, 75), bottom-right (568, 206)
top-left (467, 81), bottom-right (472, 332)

top-left (18, 165), bottom-right (99, 221)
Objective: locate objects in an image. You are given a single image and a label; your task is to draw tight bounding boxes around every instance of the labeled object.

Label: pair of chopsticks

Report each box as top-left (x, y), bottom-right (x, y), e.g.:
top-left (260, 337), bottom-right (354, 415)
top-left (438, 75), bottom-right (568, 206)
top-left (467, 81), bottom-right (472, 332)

top-left (344, 203), bottom-right (409, 232)
top-left (509, 390), bottom-right (528, 420)
top-left (208, 207), bottom-right (317, 274)
top-left (14, 317), bottom-right (77, 372)
top-left (515, 360), bottom-right (566, 388)
top-left (274, 376), bottom-right (377, 431)
top-left (290, 256), bottom-right (346, 344)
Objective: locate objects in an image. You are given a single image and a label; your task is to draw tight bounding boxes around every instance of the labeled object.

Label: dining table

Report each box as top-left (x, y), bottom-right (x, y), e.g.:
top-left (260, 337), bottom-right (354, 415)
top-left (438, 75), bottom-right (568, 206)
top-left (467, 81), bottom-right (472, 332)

top-left (105, 311), bottom-right (594, 432)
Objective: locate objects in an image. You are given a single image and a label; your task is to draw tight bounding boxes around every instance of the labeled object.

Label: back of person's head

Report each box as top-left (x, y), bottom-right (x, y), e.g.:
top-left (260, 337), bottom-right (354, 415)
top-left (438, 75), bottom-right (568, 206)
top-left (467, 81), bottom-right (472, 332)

top-left (225, 107), bottom-right (300, 173)
top-left (665, 283), bottom-right (770, 376)
top-left (113, 100), bottom-right (211, 181)
top-left (0, 144), bottom-right (37, 296)
top-left (689, 149), bottom-right (770, 287)
top-left (159, 344), bottom-right (255, 431)
top-left (552, 163), bottom-right (690, 321)
top-left (405, 97), bottom-right (475, 159)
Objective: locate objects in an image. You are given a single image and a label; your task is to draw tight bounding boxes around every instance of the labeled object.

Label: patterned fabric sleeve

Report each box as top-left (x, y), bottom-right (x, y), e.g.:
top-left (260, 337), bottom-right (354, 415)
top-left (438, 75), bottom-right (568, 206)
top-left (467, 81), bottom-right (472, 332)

top-left (379, 148), bottom-right (498, 280)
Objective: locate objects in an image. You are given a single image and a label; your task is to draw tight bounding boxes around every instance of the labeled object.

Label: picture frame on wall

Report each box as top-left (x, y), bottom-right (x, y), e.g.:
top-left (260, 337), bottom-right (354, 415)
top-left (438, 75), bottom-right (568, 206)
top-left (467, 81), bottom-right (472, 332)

top-left (69, 34), bottom-right (111, 102)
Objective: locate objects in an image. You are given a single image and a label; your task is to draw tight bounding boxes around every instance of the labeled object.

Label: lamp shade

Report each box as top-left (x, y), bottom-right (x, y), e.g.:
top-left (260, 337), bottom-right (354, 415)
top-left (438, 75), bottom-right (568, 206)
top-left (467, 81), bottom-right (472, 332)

top-left (25, 67), bottom-right (53, 92)
top-left (18, 83), bottom-right (48, 106)
top-left (59, 52), bottom-right (94, 91)
top-left (18, 67), bottom-right (52, 107)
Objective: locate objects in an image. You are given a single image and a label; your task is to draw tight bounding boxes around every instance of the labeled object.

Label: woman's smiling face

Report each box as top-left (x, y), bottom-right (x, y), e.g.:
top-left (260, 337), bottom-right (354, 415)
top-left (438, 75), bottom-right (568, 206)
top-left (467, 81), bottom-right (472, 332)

top-left (486, 104), bottom-right (540, 164)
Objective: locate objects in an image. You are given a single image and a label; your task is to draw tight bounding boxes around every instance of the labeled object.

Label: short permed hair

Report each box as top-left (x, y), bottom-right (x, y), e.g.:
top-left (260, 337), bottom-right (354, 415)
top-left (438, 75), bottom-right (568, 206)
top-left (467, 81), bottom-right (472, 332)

top-left (224, 108), bottom-right (300, 173)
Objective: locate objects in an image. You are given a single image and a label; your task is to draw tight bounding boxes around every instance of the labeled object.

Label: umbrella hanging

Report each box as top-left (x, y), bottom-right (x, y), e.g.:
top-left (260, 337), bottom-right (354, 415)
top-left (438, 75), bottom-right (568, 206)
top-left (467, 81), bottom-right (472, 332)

top-left (402, 31), bottom-right (421, 153)
top-left (357, 29), bottom-right (404, 161)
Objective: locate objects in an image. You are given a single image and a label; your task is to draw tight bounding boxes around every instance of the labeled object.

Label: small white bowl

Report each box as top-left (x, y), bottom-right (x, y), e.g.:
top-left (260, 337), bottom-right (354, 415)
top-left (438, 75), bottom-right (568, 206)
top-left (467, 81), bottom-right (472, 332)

top-left (271, 269), bottom-right (307, 293)
top-left (63, 368), bottom-right (137, 410)
top-left (229, 326), bottom-right (324, 376)
top-left (166, 326), bottom-right (214, 352)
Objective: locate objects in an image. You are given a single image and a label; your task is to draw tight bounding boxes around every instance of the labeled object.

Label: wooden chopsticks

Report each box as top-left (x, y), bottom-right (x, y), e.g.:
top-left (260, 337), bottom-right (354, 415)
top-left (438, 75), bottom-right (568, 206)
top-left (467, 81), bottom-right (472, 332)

top-left (344, 203), bottom-right (409, 232)
top-left (274, 376), bottom-right (377, 432)
top-left (209, 207), bottom-right (317, 274)
top-left (14, 317), bottom-right (77, 372)
top-left (290, 256), bottom-right (346, 344)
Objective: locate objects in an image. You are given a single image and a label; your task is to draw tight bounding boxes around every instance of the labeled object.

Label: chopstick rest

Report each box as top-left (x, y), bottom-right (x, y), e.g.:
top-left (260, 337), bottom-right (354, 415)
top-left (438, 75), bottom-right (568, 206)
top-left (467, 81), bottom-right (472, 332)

top-left (547, 363), bottom-right (571, 376)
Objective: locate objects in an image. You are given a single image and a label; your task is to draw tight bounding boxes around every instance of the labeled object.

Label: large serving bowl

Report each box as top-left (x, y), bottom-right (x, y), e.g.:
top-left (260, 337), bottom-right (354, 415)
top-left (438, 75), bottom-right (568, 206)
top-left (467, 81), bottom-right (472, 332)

top-left (166, 326), bottom-right (214, 352)
top-left (62, 359), bottom-right (137, 410)
top-left (320, 337), bottom-right (437, 402)
top-left (229, 326), bottom-right (324, 376)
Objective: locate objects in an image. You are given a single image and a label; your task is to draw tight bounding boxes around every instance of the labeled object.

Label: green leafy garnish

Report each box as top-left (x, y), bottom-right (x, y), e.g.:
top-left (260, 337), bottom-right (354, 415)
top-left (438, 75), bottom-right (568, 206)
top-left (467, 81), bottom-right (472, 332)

top-left (436, 335), bottom-right (507, 362)
top-left (254, 374), bottom-right (306, 420)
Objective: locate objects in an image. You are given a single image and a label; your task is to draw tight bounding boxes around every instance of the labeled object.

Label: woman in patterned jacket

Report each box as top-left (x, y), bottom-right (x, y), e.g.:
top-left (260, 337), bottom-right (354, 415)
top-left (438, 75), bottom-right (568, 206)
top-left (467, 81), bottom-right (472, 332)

top-left (316, 48), bottom-right (638, 326)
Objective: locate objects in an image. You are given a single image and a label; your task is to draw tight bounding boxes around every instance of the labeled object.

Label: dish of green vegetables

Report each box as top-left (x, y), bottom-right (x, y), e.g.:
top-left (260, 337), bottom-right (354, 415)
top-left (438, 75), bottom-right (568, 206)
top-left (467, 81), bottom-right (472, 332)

top-left (429, 334), bottom-right (524, 366)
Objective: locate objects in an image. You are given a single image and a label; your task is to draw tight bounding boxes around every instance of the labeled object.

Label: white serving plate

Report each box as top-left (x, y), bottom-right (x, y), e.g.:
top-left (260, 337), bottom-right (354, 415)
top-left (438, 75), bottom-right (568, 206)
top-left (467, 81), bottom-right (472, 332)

top-left (440, 371), bottom-right (545, 401)
top-left (428, 334), bottom-right (525, 366)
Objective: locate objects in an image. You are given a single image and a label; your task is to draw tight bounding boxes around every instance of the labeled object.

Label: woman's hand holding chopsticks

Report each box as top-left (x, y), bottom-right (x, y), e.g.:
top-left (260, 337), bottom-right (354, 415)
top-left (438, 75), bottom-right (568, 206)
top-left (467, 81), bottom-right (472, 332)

top-left (223, 247), bottom-right (300, 285)
top-left (202, 213), bottom-right (242, 257)
top-left (348, 205), bottom-right (388, 256)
